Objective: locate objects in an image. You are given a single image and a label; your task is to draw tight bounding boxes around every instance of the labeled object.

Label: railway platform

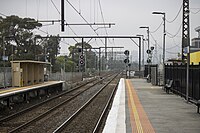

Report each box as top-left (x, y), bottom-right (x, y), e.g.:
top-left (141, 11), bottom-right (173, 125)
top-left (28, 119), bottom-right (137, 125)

top-left (0, 81), bottom-right (64, 107)
top-left (103, 78), bottom-right (200, 133)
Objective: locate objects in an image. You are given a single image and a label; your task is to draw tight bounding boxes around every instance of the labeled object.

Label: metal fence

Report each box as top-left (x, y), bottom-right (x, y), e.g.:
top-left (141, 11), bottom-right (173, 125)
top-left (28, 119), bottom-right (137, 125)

top-left (0, 67), bottom-right (12, 88)
top-left (49, 72), bottom-right (82, 83)
top-left (165, 64), bottom-right (200, 101)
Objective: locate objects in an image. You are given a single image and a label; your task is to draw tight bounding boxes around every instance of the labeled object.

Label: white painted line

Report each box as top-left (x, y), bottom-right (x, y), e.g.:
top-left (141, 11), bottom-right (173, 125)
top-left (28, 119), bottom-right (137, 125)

top-left (103, 78), bottom-right (126, 133)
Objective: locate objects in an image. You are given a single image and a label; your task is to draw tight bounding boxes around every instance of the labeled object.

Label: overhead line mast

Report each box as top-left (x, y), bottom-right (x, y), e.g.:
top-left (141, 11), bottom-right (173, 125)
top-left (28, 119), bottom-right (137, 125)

top-left (182, 0), bottom-right (190, 61)
top-left (61, 0), bottom-right (65, 32)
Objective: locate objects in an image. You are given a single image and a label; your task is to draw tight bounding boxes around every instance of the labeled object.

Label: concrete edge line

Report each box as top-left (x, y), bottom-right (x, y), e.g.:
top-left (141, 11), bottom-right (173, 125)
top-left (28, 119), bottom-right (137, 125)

top-left (103, 78), bottom-right (126, 133)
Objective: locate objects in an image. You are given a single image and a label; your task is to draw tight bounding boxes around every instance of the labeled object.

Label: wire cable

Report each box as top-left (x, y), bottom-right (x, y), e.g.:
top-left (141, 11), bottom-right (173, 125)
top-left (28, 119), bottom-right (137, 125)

top-left (98, 0), bottom-right (112, 44)
top-left (165, 50), bottom-right (178, 55)
top-left (98, 0), bottom-right (108, 35)
top-left (166, 44), bottom-right (180, 50)
top-left (166, 4), bottom-right (183, 23)
top-left (150, 20), bottom-right (163, 33)
top-left (37, 28), bottom-right (71, 46)
top-left (150, 33), bottom-right (163, 49)
top-left (66, 0), bottom-right (105, 45)
top-left (190, 8), bottom-right (200, 14)
top-left (166, 23), bottom-right (182, 38)
top-left (50, 0), bottom-right (61, 14)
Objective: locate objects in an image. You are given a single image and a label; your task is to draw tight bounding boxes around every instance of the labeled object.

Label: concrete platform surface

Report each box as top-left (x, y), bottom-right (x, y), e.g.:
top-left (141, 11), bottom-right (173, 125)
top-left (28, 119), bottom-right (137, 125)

top-left (103, 78), bottom-right (200, 133)
top-left (130, 78), bottom-right (200, 133)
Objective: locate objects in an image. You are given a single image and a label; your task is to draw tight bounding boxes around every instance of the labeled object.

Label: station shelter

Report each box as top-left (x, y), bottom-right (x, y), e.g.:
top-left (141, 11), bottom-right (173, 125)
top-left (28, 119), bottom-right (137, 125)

top-left (11, 60), bottom-right (50, 87)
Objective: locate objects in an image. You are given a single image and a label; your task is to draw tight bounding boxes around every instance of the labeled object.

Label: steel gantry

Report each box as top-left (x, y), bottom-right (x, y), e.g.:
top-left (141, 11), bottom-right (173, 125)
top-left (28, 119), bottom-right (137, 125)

top-left (35, 35), bottom-right (142, 76)
top-left (36, 35), bottom-right (141, 70)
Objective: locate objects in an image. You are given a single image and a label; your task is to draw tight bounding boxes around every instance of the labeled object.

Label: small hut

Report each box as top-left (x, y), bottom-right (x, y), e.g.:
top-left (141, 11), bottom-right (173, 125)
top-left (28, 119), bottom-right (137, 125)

top-left (11, 60), bottom-right (50, 87)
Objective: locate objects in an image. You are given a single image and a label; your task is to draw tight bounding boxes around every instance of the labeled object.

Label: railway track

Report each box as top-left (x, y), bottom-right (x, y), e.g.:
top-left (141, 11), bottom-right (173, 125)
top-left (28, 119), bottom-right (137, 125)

top-left (0, 73), bottom-right (117, 133)
top-left (53, 73), bottom-right (121, 133)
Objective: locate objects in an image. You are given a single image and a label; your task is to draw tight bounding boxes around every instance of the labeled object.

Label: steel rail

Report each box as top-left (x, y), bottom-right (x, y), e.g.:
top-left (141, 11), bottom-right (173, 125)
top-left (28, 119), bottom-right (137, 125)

top-left (53, 74), bottom-right (119, 133)
top-left (7, 74), bottom-right (113, 133)
top-left (92, 75), bottom-right (121, 133)
top-left (0, 78), bottom-right (97, 123)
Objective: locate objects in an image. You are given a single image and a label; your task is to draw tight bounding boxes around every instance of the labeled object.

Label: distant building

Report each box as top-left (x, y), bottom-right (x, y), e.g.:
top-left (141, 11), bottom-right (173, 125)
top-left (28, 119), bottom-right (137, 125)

top-left (191, 26), bottom-right (200, 53)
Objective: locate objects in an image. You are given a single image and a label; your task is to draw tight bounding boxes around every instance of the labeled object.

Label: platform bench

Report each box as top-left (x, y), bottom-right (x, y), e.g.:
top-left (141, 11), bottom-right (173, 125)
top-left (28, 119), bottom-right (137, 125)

top-left (196, 100), bottom-right (200, 113)
top-left (165, 79), bottom-right (173, 94)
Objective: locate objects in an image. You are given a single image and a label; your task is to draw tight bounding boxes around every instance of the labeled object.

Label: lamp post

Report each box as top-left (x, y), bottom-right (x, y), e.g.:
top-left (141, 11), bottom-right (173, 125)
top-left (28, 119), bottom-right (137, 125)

top-left (152, 11), bottom-right (166, 86)
top-left (140, 26), bottom-right (150, 78)
top-left (137, 34), bottom-right (145, 69)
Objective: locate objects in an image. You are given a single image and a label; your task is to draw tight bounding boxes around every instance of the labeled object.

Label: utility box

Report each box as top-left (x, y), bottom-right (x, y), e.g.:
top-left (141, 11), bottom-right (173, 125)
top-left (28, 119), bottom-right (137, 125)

top-left (11, 60), bottom-right (50, 87)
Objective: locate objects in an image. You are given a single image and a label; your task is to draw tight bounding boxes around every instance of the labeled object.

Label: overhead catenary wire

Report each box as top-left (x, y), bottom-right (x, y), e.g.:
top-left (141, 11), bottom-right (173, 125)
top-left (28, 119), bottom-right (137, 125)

top-left (37, 28), bottom-right (71, 46)
top-left (49, 0), bottom-right (79, 42)
top-left (150, 20), bottom-right (163, 33)
top-left (166, 44), bottom-right (180, 50)
top-left (98, 0), bottom-right (108, 35)
top-left (50, 0), bottom-right (61, 14)
top-left (166, 23), bottom-right (182, 38)
top-left (65, 0), bottom-right (104, 45)
top-left (166, 4), bottom-right (183, 23)
top-left (98, 0), bottom-right (112, 44)
top-left (165, 50), bottom-right (178, 55)
top-left (190, 8), bottom-right (200, 14)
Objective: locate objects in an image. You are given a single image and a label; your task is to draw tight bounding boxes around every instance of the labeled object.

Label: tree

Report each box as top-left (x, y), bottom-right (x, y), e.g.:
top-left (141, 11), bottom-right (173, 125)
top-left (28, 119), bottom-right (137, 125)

top-left (0, 15), bottom-right (42, 66)
top-left (40, 35), bottom-right (61, 72)
top-left (54, 56), bottom-right (75, 72)
top-left (68, 42), bottom-right (97, 72)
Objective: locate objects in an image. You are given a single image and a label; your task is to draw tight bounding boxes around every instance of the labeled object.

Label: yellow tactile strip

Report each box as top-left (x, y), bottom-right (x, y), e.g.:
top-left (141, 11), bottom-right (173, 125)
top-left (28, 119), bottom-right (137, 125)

top-left (126, 79), bottom-right (155, 133)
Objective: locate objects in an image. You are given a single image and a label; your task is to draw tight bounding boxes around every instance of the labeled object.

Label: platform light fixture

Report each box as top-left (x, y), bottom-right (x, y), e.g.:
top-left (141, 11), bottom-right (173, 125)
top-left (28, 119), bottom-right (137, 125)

top-left (152, 11), bottom-right (166, 86)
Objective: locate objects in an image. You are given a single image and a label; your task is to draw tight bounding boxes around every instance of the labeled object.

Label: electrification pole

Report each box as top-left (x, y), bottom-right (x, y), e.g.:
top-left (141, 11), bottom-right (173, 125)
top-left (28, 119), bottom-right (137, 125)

top-left (182, 0), bottom-right (190, 102)
top-left (61, 0), bottom-right (65, 32)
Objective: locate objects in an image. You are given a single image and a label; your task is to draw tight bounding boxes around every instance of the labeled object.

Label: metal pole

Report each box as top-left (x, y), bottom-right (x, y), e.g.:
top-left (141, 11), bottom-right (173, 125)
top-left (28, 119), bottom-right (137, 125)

top-left (186, 7), bottom-right (190, 103)
top-left (142, 36), bottom-right (144, 68)
top-left (163, 13), bottom-right (166, 86)
top-left (99, 48), bottom-right (101, 76)
top-left (105, 38), bottom-right (107, 70)
top-left (81, 38), bottom-right (84, 81)
top-left (61, 0), bottom-right (65, 32)
top-left (186, 52), bottom-right (190, 102)
top-left (139, 37), bottom-right (141, 73)
top-left (3, 36), bottom-right (6, 88)
top-left (147, 27), bottom-right (150, 50)
top-left (147, 27), bottom-right (150, 78)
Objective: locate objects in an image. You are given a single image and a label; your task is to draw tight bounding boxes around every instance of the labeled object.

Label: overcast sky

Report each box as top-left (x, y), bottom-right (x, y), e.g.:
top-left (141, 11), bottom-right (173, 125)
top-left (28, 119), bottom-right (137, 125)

top-left (0, 0), bottom-right (200, 63)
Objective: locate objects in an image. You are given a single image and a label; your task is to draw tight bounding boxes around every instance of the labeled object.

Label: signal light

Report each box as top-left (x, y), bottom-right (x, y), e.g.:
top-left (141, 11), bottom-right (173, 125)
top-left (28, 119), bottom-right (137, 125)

top-left (79, 54), bottom-right (84, 65)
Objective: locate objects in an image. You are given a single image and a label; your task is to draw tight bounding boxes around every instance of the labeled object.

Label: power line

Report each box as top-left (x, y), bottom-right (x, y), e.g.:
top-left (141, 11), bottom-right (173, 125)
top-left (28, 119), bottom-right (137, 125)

top-left (36, 28), bottom-right (72, 46)
top-left (150, 20), bottom-right (163, 33)
top-left (166, 4), bottom-right (183, 23)
top-left (165, 50), bottom-right (178, 55)
top-left (166, 23), bottom-right (182, 38)
top-left (150, 33), bottom-right (162, 49)
top-left (49, 0), bottom-right (79, 42)
top-left (166, 44), bottom-right (180, 50)
top-left (50, 0), bottom-right (61, 14)
top-left (65, 0), bottom-right (105, 45)
top-left (190, 8), bottom-right (200, 14)
top-left (98, 0), bottom-right (108, 35)
top-left (98, 0), bottom-right (113, 44)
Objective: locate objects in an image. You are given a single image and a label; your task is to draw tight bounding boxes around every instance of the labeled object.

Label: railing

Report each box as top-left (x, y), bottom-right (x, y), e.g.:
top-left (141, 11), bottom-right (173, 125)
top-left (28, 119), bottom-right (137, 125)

top-left (165, 63), bottom-right (200, 101)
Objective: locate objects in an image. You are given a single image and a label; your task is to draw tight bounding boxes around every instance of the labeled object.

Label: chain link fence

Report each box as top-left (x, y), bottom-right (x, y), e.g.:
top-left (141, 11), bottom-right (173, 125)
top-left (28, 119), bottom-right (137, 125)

top-left (0, 67), bottom-right (12, 88)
